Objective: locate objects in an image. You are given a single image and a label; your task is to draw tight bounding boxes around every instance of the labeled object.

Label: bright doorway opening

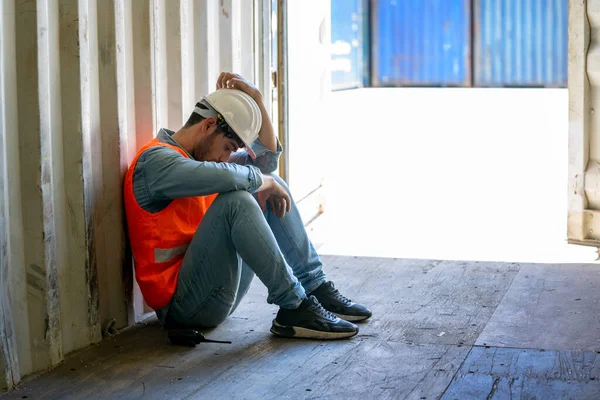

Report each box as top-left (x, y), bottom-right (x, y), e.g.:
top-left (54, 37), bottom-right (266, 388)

top-left (305, 87), bottom-right (596, 263)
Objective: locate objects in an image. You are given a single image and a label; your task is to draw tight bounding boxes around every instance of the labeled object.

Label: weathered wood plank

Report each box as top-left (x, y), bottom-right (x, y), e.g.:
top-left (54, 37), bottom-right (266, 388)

top-left (476, 263), bottom-right (600, 352)
top-left (442, 347), bottom-right (600, 400)
top-left (262, 342), bottom-right (465, 400)
top-left (405, 345), bottom-right (472, 400)
top-left (321, 257), bottom-right (520, 346)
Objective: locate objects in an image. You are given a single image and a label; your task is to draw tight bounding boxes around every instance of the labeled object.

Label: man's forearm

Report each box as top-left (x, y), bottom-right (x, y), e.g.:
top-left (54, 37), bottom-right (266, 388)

top-left (142, 147), bottom-right (264, 200)
top-left (256, 174), bottom-right (274, 192)
top-left (256, 98), bottom-right (278, 153)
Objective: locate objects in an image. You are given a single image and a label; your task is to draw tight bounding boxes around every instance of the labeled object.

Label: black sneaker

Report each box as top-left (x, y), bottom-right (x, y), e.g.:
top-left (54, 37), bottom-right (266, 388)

top-left (270, 295), bottom-right (358, 340)
top-left (309, 281), bottom-right (372, 322)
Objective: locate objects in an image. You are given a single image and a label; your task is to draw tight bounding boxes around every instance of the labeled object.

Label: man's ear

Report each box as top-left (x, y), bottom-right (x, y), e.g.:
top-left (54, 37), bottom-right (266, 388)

top-left (198, 117), bottom-right (217, 135)
top-left (205, 116), bottom-right (217, 126)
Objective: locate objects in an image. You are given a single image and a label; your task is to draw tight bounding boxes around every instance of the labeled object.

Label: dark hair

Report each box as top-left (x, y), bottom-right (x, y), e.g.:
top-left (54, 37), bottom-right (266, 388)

top-left (183, 103), bottom-right (244, 148)
top-left (183, 102), bottom-right (208, 128)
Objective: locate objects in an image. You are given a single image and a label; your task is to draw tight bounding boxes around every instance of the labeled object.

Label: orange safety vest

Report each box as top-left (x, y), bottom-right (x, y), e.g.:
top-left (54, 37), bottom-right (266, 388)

top-left (123, 138), bottom-right (217, 310)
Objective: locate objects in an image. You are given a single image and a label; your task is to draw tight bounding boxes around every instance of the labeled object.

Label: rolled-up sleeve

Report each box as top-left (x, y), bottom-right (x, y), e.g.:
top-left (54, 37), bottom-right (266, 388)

top-left (138, 146), bottom-right (264, 201)
top-left (228, 137), bottom-right (282, 174)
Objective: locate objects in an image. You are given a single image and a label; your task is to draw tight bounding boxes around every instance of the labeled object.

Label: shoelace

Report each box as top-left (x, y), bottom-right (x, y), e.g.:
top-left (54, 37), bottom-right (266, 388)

top-left (310, 297), bottom-right (337, 320)
top-left (327, 283), bottom-right (352, 304)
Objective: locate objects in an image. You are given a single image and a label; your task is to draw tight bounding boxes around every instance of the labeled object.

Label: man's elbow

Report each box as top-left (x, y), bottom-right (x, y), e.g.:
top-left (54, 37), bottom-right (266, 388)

top-left (261, 165), bottom-right (279, 175)
top-left (256, 159), bottom-right (279, 175)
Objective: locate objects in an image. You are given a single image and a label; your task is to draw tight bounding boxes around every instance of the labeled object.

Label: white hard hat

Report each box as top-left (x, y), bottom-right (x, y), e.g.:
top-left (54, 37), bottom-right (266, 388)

top-left (194, 89), bottom-right (262, 159)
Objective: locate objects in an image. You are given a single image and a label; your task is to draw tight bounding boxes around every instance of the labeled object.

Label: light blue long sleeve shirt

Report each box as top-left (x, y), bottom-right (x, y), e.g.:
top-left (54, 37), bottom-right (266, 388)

top-left (133, 128), bottom-right (282, 213)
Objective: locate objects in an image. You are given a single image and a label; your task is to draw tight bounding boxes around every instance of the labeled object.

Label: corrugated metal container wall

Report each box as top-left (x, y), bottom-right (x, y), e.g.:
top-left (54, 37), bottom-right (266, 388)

top-left (568, 0), bottom-right (600, 244)
top-left (373, 0), bottom-right (471, 87)
top-left (330, 0), bottom-right (368, 90)
top-left (0, 0), bottom-right (269, 390)
top-left (474, 0), bottom-right (568, 87)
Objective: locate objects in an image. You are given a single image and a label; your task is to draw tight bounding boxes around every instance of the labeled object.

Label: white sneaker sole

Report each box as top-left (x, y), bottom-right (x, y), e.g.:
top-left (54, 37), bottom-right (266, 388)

top-left (334, 313), bottom-right (371, 322)
top-left (270, 320), bottom-right (358, 340)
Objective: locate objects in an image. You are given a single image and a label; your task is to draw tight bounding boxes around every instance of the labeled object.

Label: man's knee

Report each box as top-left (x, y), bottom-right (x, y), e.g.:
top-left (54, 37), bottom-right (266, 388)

top-left (216, 190), bottom-right (257, 208)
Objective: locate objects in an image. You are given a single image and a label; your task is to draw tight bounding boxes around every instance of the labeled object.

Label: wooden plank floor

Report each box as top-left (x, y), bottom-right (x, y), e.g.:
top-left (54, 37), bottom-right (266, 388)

top-left (443, 347), bottom-right (600, 399)
top-left (475, 263), bottom-right (600, 352)
top-left (3, 256), bottom-right (599, 400)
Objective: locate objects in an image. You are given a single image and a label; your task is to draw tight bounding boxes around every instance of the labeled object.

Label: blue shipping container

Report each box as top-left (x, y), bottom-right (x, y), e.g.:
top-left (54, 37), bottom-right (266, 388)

top-left (373, 0), bottom-right (471, 87)
top-left (474, 0), bottom-right (567, 87)
top-left (331, 0), bottom-right (369, 90)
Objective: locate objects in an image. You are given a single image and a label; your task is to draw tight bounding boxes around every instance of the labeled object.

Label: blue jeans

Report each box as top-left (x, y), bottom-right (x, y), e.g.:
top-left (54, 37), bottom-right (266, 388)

top-left (157, 174), bottom-right (326, 328)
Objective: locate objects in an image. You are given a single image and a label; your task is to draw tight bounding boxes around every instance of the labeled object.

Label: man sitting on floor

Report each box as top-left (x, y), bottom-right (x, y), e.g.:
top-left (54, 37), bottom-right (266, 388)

top-left (124, 72), bottom-right (371, 339)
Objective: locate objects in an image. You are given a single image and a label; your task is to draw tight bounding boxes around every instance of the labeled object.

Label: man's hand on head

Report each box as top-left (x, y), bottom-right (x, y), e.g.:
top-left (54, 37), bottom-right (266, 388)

top-left (217, 72), bottom-right (263, 102)
top-left (216, 71), bottom-right (277, 153)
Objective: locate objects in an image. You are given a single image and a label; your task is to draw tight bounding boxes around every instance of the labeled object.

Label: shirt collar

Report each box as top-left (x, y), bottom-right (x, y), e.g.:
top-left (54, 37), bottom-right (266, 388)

top-left (157, 128), bottom-right (195, 159)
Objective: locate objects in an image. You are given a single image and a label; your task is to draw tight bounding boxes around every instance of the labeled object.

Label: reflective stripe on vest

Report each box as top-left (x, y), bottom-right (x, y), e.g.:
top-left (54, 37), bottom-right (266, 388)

top-left (154, 244), bottom-right (189, 263)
